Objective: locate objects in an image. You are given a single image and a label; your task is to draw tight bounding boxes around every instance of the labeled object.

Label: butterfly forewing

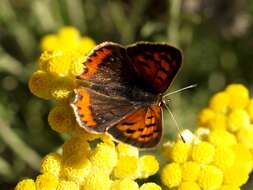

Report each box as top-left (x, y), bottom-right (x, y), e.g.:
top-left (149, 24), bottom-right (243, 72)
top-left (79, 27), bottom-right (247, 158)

top-left (107, 105), bottom-right (162, 148)
top-left (127, 42), bottom-right (182, 94)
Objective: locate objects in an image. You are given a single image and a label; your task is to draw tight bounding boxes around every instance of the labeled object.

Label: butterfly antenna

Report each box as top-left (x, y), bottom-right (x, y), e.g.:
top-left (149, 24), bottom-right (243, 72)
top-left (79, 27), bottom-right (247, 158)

top-left (163, 84), bottom-right (197, 98)
top-left (163, 103), bottom-right (185, 143)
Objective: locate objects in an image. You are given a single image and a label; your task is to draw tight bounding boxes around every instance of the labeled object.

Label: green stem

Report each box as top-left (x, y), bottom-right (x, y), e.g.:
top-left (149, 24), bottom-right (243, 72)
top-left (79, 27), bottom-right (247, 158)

top-left (0, 118), bottom-right (41, 170)
top-left (167, 0), bottom-right (182, 46)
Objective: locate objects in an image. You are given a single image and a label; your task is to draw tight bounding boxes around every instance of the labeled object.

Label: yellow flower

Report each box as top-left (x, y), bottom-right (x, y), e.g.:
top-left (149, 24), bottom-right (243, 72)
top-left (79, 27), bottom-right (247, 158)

top-left (62, 137), bottom-right (90, 159)
top-left (39, 51), bottom-right (70, 76)
top-left (232, 143), bottom-right (253, 173)
top-left (40, 26), bottom-right (96, 53)
top-left (139, 183), bottom-right (162, 190)
top-left (139, 155), bottom-right (159, 178)
top-left (116, 143), bottom-right (139, 158)
top-left (207, 113), bottom-right (227, 130)
top-left (81, 170), bottom-right (111, 190)
top-left (28, 70), bottom-right (54, 100)
top-left (227, 109), bottom-right (250, 132)
top-left (181, 161), bottom-right (200, 182)
top-left (191, 142), bottom-right (215, 164)
top-left (60, 158), bottom-right (91, 184)
top-left (247, 99), bottom-right (253, 120)
top-left (220, 185), bottom-right (241, 190)
top-left (40, 34), bottom-right (59, 51)
top-left (89, 142), bottom-right (118, 174)
top-left (168, 141), bottom-right (191, 163)
top-left (213, 146), bottom-right (235, 170)
top-left (113, 155), bottom-right (139, 179)
top-left (110, 179), bottom-right (139, 190)
top-left (29, 70), bottom-right (75, 101)
top-left (236, 126), bottom-right (253, 149)
top-left (50, 76), bottom-right (75, 100)
top-left (56, 180), bottom-right (79, 190)
top-left (223, 166), bottom-right (249, 186)
top-left (58, 27), bottom-right (81, 50)
top-left (161, 163), bottom-right (182, 188)
top-left (178, 182), bottom-right (201, 190)
top-left (208, 129), bottom-right (237, 147)
top-left (40, 153), bottom-right (62, 177)
top-left (15, 179), bottom-right (36, 190)
top-left (209, 91), bottom-right (230, 113)
top-left (48, 104), bottom-right (76, 133)
top-left (197, 165), bottom-right (223, 190)
top-left (79, 37), bottom-right (97, 54)
top-left (225, 84), bottom-right (249, 109)
top-left (197, 108), bottom-right (215, 126)
top-left (39, 50), bottom-right (85, 77)
top-left (35, 173), bottom-right (58, 190)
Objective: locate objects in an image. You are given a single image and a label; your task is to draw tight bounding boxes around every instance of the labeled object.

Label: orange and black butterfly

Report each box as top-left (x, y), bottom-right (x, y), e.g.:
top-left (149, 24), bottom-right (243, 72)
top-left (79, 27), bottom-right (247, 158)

top-left (71, 42), bottom-right (182, 149)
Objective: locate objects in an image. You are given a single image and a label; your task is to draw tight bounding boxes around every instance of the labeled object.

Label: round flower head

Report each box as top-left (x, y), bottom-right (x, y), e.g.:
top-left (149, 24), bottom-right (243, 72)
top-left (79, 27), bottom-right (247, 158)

top-left (140, 183), bottom-right (162, 190)
top-left (227, 109), bottom-right (250, 132)
top-left (181, 161), bottom-right (200, 182)
top-left (161, 163), bottom-right (182, 188)
top-left (62, 136), bottom-right (90, 159)
top-left (116, 143), bottom-right (139, 158)
top-left (207, 113), bottom-right (227, 130)
top-left (236, 126), bottom-right (253, 149)
top-left (28, 70), bottom-right (54, 100)
top-left (56, 180), bottom-right (79, 190)
top-left (213, 146), bottom-right (235, 170)
top-left (208, 129), bottom-right (237, 147)
top-left (35, 173), bottom-right (58, 190)
top-left (197, 165), bottom-right (223, 190)
top-left (225, 84), bottom-right (249, 109)
top-left (191, 141), bottom-right (215, 164)
top-left (197, 108), bottom-right (215, 126)
top-left (48, 104), bottom-right (76, 133)
top-left (40, 153), bottom-right (62, 177)
top-left (168, 141), bottom-right (191, 163)
top-left (209, 91), bottom-right (230, 113)
top-left (81, 170), bottom-right (111, 190)
top-left (15, 179), bottom-right (36, 190)
top-left (178, 182), bottom-right (201, 190)
top-left (139, 155), bottom-right (159, 178)
top-left (111, 179), bottom-right (139, 190)
top-left (89, 142), bottom-right (118, 174)
top-left (40, 34), bottom-right (59, 52)
top-left (113, 155), bottom-right (139, 179)
top-left (232, 143), bottom-right (253, 173)
top-left (61, 158), bottom-right (91, 184)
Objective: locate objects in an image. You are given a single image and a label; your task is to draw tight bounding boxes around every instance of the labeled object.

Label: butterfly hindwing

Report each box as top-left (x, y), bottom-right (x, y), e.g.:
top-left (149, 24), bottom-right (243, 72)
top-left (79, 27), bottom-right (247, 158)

top-left (71, 87), bottom-right (140, 133)
top-left (127, 42), bottom-right (182, 94)
top-left (107, 105), bottom-right (162, 148)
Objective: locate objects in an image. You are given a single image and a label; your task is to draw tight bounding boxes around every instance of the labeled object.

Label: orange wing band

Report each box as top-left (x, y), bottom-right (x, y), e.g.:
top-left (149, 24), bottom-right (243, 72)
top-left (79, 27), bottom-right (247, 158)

top-left (79, 48), bottom-right (111, 80)
top-left (72, 88), bottom-right (96, 127)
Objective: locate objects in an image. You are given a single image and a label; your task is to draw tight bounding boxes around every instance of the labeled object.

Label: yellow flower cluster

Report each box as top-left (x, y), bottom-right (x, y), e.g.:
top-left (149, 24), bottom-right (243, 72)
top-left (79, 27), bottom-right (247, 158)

top-left (161, 84), bottom-right (253, 190)
top-left (29, 27), bottom-right (96, 133)
top-left (15, 136), bottom-right (160, 190)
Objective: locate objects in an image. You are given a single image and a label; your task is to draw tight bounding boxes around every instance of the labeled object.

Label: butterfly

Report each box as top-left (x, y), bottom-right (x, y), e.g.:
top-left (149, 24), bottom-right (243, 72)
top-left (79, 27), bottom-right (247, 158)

top-left (71, 42), bottom-right (182, 149)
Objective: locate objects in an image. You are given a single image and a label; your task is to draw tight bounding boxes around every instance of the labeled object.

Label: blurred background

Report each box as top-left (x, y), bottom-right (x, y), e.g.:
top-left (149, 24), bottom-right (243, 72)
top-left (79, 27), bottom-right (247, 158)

top-left (0, 0), bottom-right (253, 189)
